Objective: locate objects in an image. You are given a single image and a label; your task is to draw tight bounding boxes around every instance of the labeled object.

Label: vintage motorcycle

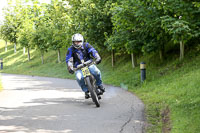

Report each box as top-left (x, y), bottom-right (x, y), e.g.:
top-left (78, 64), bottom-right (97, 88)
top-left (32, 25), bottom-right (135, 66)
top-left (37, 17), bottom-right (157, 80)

top-left (74, 60), bottom-right (101, 107)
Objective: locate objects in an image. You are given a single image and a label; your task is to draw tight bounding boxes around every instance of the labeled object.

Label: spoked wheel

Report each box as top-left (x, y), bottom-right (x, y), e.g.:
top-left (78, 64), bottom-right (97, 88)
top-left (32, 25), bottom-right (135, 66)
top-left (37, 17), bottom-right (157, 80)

top-left (86, 77), bottom-right (100, 107)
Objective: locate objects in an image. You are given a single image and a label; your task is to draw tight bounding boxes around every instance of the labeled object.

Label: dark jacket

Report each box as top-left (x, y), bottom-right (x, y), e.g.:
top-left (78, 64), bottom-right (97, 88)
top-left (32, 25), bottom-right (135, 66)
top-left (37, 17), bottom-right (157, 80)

top-left (66, 42), bottom-right (101, 71)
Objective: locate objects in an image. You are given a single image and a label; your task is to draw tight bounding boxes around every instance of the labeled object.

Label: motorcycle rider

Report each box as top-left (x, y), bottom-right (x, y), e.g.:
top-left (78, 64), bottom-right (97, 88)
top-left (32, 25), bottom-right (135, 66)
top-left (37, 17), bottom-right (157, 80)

top-left (66, 33), bottom-right (105, 99)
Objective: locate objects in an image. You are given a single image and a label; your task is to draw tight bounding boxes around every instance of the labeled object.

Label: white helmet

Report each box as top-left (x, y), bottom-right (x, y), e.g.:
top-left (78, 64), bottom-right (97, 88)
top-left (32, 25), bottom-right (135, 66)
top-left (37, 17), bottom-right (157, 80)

top-left (72, 33), bottom-right (84, 49)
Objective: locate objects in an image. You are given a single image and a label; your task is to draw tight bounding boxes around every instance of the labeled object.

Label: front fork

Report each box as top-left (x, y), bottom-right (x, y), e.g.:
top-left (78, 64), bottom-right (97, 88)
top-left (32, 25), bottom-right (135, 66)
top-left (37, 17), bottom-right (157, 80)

top-left (85, 75), bottom-right (97, 94)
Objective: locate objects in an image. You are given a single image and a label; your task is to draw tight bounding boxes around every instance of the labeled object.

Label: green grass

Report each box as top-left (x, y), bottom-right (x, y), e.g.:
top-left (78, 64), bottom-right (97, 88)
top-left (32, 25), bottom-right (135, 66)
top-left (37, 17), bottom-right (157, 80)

top-left (136, 57), bottom-right (200, 133)
top-left (0, 42), bottom-right (74, 79)
top-left (0, 40), bottom-right (200, 132)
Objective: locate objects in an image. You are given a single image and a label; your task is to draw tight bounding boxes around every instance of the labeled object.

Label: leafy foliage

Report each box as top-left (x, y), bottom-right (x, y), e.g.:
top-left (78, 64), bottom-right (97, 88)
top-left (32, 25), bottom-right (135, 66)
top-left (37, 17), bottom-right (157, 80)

top-left (68, 0), bottom-right (115, 51)
top-left (1, 0), bottom-right (199, 61)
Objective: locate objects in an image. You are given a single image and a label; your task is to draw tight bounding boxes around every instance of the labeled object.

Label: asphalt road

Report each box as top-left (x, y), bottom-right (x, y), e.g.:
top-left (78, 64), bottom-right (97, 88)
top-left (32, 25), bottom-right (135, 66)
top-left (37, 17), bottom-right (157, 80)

top-left (0, 73), bottom-right (145, 133)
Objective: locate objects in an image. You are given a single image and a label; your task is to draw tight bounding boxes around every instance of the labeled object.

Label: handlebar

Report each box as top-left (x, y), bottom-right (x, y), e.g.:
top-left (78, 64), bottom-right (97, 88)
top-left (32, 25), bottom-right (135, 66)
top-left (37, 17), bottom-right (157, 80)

top-left (73, 60), bottom-right (95, 71)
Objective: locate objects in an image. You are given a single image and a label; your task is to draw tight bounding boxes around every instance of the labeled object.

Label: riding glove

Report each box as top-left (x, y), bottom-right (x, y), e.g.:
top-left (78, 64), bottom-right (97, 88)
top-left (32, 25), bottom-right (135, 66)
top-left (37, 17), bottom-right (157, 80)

top-left (95, 53), bottom-right (101, 64)
top-left (67, 57), bottom-right (74, 74)
top-left (68, 68), bottom-right (74, 74)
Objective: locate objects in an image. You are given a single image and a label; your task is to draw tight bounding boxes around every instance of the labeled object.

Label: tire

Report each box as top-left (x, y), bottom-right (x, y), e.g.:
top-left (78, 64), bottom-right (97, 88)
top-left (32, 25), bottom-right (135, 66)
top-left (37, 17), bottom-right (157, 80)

top-left (85, 76), bottom-right (100, 107)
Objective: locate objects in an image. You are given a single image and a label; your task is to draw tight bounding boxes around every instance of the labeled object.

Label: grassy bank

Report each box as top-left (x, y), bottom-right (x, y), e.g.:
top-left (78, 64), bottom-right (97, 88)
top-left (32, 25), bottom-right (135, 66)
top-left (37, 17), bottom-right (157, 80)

top-left (0, 41), bottom-right (200, 132)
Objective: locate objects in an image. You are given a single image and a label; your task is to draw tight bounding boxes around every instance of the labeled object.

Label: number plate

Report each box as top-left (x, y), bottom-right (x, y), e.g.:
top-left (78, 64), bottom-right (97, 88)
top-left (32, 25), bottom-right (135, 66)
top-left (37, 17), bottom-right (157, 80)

top-left (81, 67), bottom-right (90, 77)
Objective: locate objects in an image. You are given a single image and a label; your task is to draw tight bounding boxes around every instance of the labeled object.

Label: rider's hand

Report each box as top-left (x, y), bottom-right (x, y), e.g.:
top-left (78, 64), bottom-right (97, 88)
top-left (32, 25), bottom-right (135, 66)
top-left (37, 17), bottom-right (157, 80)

top-left (69, 68), bottom-right (74, 74)
top-left (83, 62), bottom-right (87, 67)
top-left (95, 59), bottom-right (101, 65)
top-left (95, 53), bottom-right (101, 65)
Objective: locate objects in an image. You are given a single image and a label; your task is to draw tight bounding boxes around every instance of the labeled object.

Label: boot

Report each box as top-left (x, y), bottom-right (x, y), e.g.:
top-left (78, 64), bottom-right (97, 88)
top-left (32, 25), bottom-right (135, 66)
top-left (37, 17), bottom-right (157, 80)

top-left (98, 85), bottom-right (105, 94)
top-left (85, 91), bottom-right (90, 99)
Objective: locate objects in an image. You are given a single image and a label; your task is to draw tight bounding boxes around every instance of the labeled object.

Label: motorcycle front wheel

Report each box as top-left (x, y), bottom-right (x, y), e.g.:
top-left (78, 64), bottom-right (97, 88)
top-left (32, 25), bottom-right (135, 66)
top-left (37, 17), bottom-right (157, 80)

top-left (86, 76), bottom-right (100, 107)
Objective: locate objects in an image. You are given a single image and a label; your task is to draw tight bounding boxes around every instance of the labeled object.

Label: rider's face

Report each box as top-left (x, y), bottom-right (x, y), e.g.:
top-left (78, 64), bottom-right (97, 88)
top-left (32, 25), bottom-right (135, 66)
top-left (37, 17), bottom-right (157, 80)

top-left (74, 41), bottom-right (82, 45)
top-left (74, 41), bottom-right (82, 48)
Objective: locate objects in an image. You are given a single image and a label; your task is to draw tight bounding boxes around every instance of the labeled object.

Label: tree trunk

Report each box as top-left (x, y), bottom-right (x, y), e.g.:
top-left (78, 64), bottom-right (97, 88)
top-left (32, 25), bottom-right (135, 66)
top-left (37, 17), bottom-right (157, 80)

top-left (111, 50), bottom-right (115, 67)
top-left (57, 49), bottom-right (61, 63)
top-left (23, 47), bottom-right (26, 55)
top-left (28, 47), bottom-right (30, 61)
top-left (159, 43), bottom-right (165, 62)
top-left (41, 53), bottom-right (44, 64)
top-left (180, 40), bottom-right (184, 61)
top-left (159, 50), bottom-right (163, 62)
top-left (131, 53), bottom-right (137, 68)
top-left (5, 40), bottom-right (7, 52)
top-left (14, 43), bottom-right (17, 53)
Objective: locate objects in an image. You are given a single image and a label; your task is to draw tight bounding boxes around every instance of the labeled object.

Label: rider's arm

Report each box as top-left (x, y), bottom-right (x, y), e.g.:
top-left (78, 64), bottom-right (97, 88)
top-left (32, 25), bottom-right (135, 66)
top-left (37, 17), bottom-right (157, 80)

top-left (66, 47), bottom-right (74, 74)
top-left (86, 43), bottom-right (101, 64)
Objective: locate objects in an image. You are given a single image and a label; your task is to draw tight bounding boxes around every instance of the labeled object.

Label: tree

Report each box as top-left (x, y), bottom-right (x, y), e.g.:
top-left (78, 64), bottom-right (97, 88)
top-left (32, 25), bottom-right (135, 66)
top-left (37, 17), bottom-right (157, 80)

top-left (159, 0), bottom-right (199, 60)
top-left (29, 2), bottom-right (49, 64)
top-left (0, 25), bottom-right (9, 52)
top-left (44, 0), bottom-right (72, 63)
top-left (161, 16), bottom-right (192, 60)
top-left (68, 0), bottom-right (114, 51)
top-left (2, 0), bottom-right (23, 53)
top-left (17, 4), bottom-right (35, 61)
top-left (106, 0), bottom-right (144, 68)
top-left (30, 24), bottom-right (49, 64)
